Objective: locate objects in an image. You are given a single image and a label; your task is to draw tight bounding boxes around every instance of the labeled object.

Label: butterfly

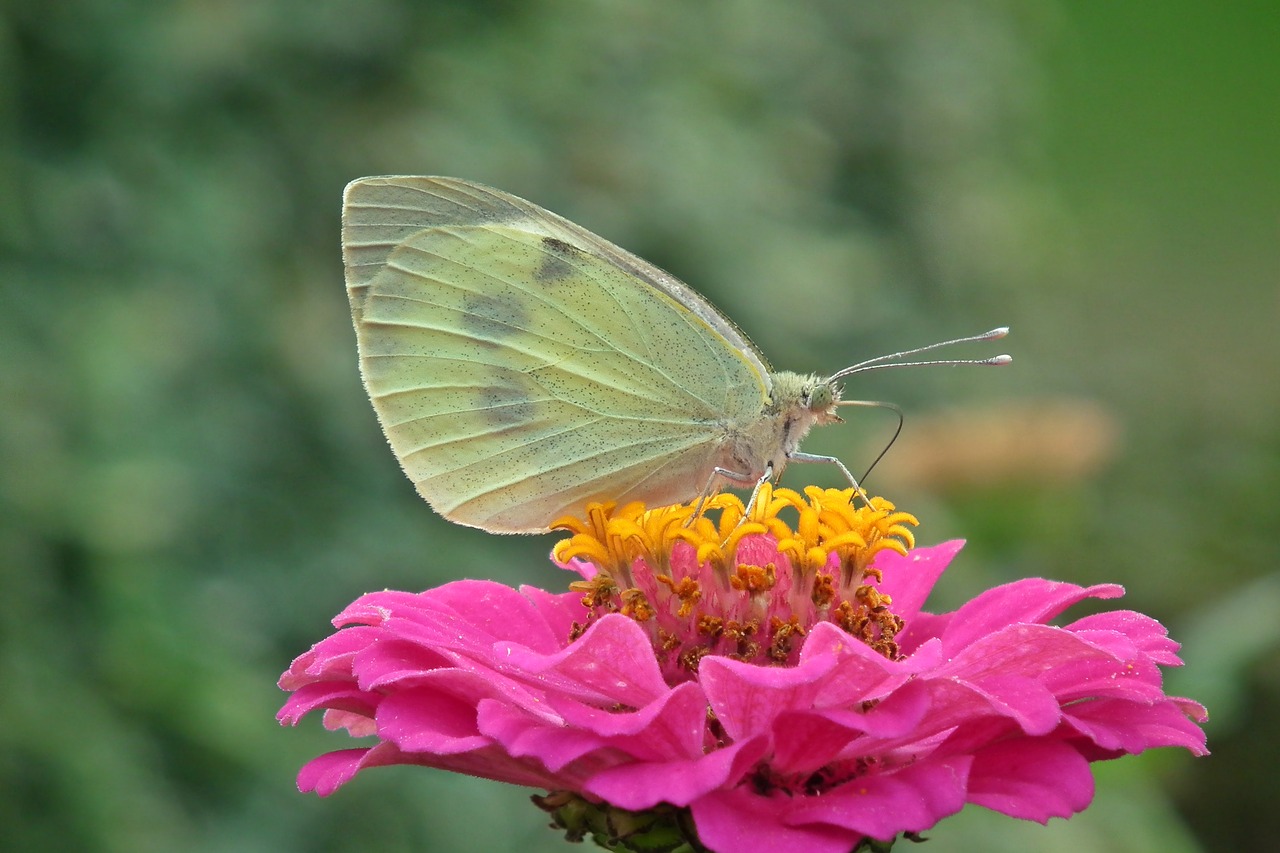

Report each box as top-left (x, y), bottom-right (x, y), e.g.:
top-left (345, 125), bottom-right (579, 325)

top-left (342, 176), bottom-right (1009, 533)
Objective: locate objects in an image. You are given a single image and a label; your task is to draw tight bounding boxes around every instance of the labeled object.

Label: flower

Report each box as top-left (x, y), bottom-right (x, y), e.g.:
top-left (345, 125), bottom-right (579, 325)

top-left (278, 486), bottom-right (1208, 853)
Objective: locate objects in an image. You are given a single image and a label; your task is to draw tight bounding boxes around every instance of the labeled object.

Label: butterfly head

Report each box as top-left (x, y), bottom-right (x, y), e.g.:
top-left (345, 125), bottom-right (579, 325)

top-left (805, 378), bottom-right (844, 425)
top-left (758, 372), bottom-right (845, 471)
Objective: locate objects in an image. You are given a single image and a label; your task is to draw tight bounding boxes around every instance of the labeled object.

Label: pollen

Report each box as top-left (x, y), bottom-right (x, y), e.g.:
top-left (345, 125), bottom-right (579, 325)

top-left (551, 484), bottom-right (919, 680)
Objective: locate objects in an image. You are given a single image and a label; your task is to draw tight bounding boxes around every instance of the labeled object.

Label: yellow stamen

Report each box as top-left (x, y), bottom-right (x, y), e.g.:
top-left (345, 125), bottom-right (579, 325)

top-left (550, 484), bottom-right (920, 673)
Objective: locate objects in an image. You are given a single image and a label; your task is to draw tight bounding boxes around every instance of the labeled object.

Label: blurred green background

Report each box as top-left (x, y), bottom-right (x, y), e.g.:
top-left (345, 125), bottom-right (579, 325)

top-left (2, 1), bottom-right (1275, 851)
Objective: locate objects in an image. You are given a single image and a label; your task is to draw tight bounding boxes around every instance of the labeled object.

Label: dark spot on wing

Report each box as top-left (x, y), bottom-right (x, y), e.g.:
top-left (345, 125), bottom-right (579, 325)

top-left (535, 236), bottom-right (580, 283)
top-left (461, 292), bottom-right (530, 344)
top-left (475, 383), bottom-right (535, 427)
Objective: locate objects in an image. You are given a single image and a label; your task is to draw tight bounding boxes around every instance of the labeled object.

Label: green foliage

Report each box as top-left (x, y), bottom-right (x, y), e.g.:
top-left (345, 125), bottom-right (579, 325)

top-left (1, 1), bottom-right (1273, 851)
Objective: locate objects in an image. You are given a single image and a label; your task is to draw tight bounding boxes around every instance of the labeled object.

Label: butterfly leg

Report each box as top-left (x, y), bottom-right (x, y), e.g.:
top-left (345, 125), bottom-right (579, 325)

top-left (687, 465), bottom-right (758, 526)
top-left (705, 464), bottom-right (775, 528)
top-left (739, 464), bottom-right (776, 520)
top-left (786, 452), bottom-right (873, 507)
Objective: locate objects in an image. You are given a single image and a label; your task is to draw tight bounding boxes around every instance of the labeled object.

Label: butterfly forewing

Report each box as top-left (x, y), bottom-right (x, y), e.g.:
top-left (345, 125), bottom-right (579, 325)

top-left (343, 177), bottom-right (772, 378)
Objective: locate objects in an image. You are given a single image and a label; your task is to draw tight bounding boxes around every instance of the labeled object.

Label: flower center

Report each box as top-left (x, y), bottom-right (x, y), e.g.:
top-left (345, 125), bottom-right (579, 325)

top-left (552, 484), bottom-right (918, 682)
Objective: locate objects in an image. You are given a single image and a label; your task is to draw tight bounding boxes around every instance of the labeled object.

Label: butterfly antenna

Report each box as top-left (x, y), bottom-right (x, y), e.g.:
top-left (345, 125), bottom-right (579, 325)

top-left (829, 327), bottom-right (1011, 381)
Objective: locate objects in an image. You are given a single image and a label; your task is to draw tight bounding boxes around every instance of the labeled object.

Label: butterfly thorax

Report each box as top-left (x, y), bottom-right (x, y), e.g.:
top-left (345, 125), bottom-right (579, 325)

top-left (720, 371), bottom-right (843, 481)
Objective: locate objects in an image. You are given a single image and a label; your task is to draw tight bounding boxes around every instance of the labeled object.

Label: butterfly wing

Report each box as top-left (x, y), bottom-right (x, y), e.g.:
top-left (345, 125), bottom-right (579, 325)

top-left (342, 176), bottom-right (772, 533)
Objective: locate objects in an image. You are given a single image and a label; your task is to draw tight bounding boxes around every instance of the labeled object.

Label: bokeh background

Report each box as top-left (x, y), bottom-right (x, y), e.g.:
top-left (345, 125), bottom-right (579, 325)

top-left (3, 1), bottom-right (1275, 851)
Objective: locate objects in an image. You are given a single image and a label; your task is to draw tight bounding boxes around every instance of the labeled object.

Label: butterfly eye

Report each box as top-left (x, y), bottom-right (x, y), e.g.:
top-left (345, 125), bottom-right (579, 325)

top-left (808, 383), bottom-right (835, 411)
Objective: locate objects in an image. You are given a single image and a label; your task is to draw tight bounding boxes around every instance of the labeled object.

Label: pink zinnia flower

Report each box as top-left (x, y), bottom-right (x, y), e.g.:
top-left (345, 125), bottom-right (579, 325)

top-left (278, 486), bottom-right (1207, 853)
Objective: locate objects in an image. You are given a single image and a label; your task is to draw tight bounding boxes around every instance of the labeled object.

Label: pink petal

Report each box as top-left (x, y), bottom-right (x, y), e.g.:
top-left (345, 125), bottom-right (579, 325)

top-left (806, 624), bottom-right (942, 708)
top-left (417, 581), bottom-right (562, 647)
top-left (771, 681), bottom-right (932, 774)
top-left (951, 673), bottom-right (1062, 735)
top-left (787, 756), bottom-right (973, 837)
top-left (692, 787), bottom-right (863, 853)
top-left (1068, 610), bottom-right (1184, 665)
top-left (377, 685), bottom-right (493, 754)
top-left (321, 708), bottom-right (377, 737)
top-left (278, 625), bottom-right (384, 686)
top-left (518, 584), bottom-right (590, 639)
top-left (897, 611), bottom-right (952, 654)
top-left (698, 650), bottom-right (834, 741)
top-left (549, 681), bottom-right (709, 759)
top-left (296, 748), bottom-right (374, 797)
top-left (767, 711), bottom-right (862, 773)
top-left (476, 699), bottom-right (605, 771)
top-left (585, 735), bottom-right (770, 811)
top-left (940, 622), bottom-right (1161, 704)
top-left (349, 637), bottom-right (453, 690)
top-left (494, 613), bottom-right (672, 707)
top-left (872, 540), bottom-right (965, 619)
top-left (380, 581), bottom-right (563, 655)
top-left (367, 657), bottom-right (546, 712)
top-left (402, 742), bottom-right (578, 789)
top-left (556, 556), bottom-right (600, 580)
top-left (938, 579), bottom-right (1124, 654)
top-left (278, 682), bottom-right (376, 724)
top-left (966, 738), bottom-right (1094, 821)
top-left (296, 742), bottom-right (411, 796)
top-left (1064, 697), bottom-right (1210, 755)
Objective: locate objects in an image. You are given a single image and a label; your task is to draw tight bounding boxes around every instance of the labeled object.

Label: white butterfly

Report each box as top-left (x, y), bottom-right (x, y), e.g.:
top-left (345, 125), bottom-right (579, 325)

top-left (343, 176), bottom-right (1009, 533)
